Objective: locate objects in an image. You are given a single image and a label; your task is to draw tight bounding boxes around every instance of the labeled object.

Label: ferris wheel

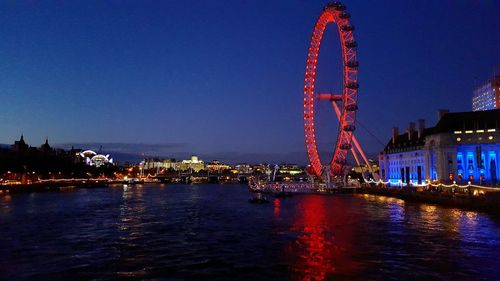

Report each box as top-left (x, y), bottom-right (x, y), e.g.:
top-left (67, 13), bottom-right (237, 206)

top-left (303, 2), bottom-right (369, 179)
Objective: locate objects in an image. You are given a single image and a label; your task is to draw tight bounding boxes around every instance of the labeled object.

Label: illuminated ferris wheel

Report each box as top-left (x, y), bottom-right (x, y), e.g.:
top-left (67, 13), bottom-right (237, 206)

top-left (303, 2), bottom-right (360, 178)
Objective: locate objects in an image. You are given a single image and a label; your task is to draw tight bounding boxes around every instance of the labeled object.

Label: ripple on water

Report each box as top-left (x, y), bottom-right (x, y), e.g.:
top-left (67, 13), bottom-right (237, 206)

top-left (0, 185), bottom-right (499, 280)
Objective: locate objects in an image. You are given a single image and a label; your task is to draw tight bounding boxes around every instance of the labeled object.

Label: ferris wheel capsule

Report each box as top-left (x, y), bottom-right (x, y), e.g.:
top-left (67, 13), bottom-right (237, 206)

top-left (303, 2), bottom-right (359, 177)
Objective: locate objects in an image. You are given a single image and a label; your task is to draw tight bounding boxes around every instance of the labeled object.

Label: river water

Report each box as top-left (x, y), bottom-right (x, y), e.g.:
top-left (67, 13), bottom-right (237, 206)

top-left (1, 184), bottom-right (499, 280)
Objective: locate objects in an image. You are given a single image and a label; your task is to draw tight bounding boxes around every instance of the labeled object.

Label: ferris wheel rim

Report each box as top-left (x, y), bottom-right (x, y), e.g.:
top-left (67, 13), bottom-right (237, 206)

top-left (303, 3), bottom-right (359, 177)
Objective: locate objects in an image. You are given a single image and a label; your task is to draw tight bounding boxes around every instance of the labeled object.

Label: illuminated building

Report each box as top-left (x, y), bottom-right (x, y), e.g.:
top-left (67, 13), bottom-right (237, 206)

top-left (251, 164), bottom-right (271, 174)
top-left (351, 160), bottom-right (379, 175)
top-left (278, 164), bottom-right (304, 175)
top-left (379, 109), bottom-right (500, 186)
top-left (234, 164), bottom-right (252, 174)
top-left (143, 158), bottom-right (176, 170)
top-left (80, 150), bottom-right (114, 167)
top-left (177, 155), bottom-right (206, 172)
top-left (207, 160), bottom-right (231, 173)
top-left (142, 156), bottom-right (206, 172)
top-left (379, 120), bottom-right (427, 186)
top-left (472, 76), bottom-right (500, 111)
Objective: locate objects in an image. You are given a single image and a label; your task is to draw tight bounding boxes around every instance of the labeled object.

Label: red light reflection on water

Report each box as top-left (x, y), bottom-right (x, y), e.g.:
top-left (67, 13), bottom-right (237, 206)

top-left (285, 195), bottom-right (356, 281)
top-left (274, 198), bottom-right (281, 218)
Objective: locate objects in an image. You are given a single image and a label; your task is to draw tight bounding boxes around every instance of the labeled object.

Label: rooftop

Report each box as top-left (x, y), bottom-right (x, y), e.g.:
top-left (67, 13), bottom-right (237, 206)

top-left (383, 109), bottom-right (500, 153)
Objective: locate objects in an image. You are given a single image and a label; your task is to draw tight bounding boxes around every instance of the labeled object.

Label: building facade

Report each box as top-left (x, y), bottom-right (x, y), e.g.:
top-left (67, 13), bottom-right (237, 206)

top-left (206, 160), bottom-right (231, 173)
top-left (379, 109), bottom-right (500, 186)
top-left (177, 155), bottom-right (205, 172)
top-left (472, 76), bottom-right (500, 111)
top-left (379, 120), bottom-right (427, 185)
top-left (143, 158), bottom-right (176, 170)
top-left (142, 156), bottom-right (206, 172)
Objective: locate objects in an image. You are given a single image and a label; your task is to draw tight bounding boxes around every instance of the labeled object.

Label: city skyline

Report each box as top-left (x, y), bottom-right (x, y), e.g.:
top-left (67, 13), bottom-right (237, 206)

top-left (1, 1), bottom-right (498, 164)
top-left (1, 2), bottom-right (500, 280)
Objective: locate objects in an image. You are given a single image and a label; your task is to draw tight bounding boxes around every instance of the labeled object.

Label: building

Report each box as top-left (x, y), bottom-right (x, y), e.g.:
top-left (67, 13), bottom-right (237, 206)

top-left (472, 76), bottom-right (500, 111)
top-left (234, 164), bottom-right (253, 174)
top-left (141, 156), bottom-right (208, 173)
top-left (143, 158), bottom-right (176, 170)
top-left (278, 164), bottom-right (304, 175)
top-left (11, 136), bottom-right (55, 155)
top-left (177, 155), bottom-right (206, 172)
top-left (79, 150), bottom-right (114, 167)
top-left (11, 135), bottom-right (29, 152)
top-left (379, 109), bottom-right (500, 186)
top-left (379, 119), bottom-right (428, 186)
top-left (40, 138), bottom-right (52, 153)
top-left (351, 160), bottom-right (379, 176)
top-left (251, 164), bottom-right (271, 174)
top-left (206, 160), bottom-right (231, 173)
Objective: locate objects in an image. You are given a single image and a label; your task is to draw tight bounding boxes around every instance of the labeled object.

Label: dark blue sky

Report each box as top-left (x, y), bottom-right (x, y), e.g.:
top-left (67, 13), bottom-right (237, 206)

top-left (0, 1), bottom-right (498, 164)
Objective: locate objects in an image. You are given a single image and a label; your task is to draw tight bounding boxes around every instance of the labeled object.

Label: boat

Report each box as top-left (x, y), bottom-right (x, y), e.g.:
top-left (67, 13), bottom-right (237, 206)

top-left (248, 176), bottom-right (317, 194)
top-left (126, 178), bottom-right (144, 184)
top-left (249, 192), bottom-right (269, 204)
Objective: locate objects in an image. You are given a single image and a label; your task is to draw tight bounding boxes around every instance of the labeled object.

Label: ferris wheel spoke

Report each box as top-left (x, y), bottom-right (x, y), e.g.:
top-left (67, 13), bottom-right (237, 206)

top-left (303, 2), bottom-right (358, 178)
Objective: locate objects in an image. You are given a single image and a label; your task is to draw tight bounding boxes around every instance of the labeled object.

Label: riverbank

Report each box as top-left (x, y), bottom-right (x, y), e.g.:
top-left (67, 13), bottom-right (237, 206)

top-left (0, 180), bottom-right (112, 194)
top-left (359, 186), bottom-right (500, 215)
top-left (3, 180), bottom-right (500, 216)
top-left (0, 180), bottom-right (237, 195)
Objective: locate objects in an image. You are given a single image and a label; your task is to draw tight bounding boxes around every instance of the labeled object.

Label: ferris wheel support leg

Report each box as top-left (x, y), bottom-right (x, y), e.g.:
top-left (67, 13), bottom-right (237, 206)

top-left (351, 135), bottom-right (380, 181)
top-left (330, 101), bottom-right (380, 181)
top-left (351, 147), bottom-right (361, 167)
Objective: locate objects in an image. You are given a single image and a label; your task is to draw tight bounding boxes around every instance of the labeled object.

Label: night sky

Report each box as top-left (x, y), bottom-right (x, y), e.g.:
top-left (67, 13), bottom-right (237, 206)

top-left (0, 1), bottom-right (498, 164)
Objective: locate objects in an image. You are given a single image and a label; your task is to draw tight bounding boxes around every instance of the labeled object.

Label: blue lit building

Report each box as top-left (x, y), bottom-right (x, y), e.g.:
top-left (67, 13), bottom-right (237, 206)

top-left (379, 109), bottom-right (500, 186)
top-left (378, 119), bottom-right (428, 186)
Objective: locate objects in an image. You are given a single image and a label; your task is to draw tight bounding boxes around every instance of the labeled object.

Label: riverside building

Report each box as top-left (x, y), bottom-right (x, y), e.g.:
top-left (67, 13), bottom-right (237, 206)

top-left (207, 160), bottom-right (231, 173)
top-left (379, 109), bottom-right (500, 186)
top-left (472, 76), bottom-right (500, 111)
top-left (142, 156), bottom-right (206, 172)
top-left (143, 158), bottom-right (176, 170)
top-left (177, 155), bottom-right (205, 172)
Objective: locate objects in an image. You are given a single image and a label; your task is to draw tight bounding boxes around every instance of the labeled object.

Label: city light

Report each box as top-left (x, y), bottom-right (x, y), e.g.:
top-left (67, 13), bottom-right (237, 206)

top-left (0, 2), bottom-right (498, 280)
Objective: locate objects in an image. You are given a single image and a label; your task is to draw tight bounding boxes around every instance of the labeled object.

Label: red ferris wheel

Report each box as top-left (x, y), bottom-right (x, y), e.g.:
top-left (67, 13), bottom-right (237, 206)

top-left (304, 2), bottom-right (359, 178)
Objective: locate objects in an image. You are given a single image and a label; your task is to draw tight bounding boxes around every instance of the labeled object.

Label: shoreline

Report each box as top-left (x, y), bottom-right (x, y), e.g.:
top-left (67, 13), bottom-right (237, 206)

top-left (3, 182), bottom-right (500, 217)
top-left (0, 181), bottom-right (237, 195)
top-left (0, 181), bottom-right (112, 194)
top-left (358, 186), bottom-right (500, 216)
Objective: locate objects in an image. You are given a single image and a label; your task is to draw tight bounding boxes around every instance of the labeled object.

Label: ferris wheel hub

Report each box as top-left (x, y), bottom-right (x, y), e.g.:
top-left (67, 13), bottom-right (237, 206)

top-left (303, 2), bottom-right (359, 178)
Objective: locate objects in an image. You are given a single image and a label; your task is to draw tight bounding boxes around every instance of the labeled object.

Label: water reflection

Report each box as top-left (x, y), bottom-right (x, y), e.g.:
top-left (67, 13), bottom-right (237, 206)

top-left (116, 185), bottom-right (147, 277)
top-left (284, 194), bottom-right (500, 280)
top-left (1, 185), bottom-right (499, 280)
top-left (274, 198), bottom-right (281, 218)
top-left (358, 194), bottom-right (405, 206)
top-left (0, 195), bottom-right (12, 215)
top-left (285, 195), bottom-right (357, 281)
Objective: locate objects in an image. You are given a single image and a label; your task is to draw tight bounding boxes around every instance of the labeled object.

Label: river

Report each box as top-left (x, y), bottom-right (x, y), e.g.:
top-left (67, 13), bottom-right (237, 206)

top-left (1, 184), bottom-right (499, 280)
